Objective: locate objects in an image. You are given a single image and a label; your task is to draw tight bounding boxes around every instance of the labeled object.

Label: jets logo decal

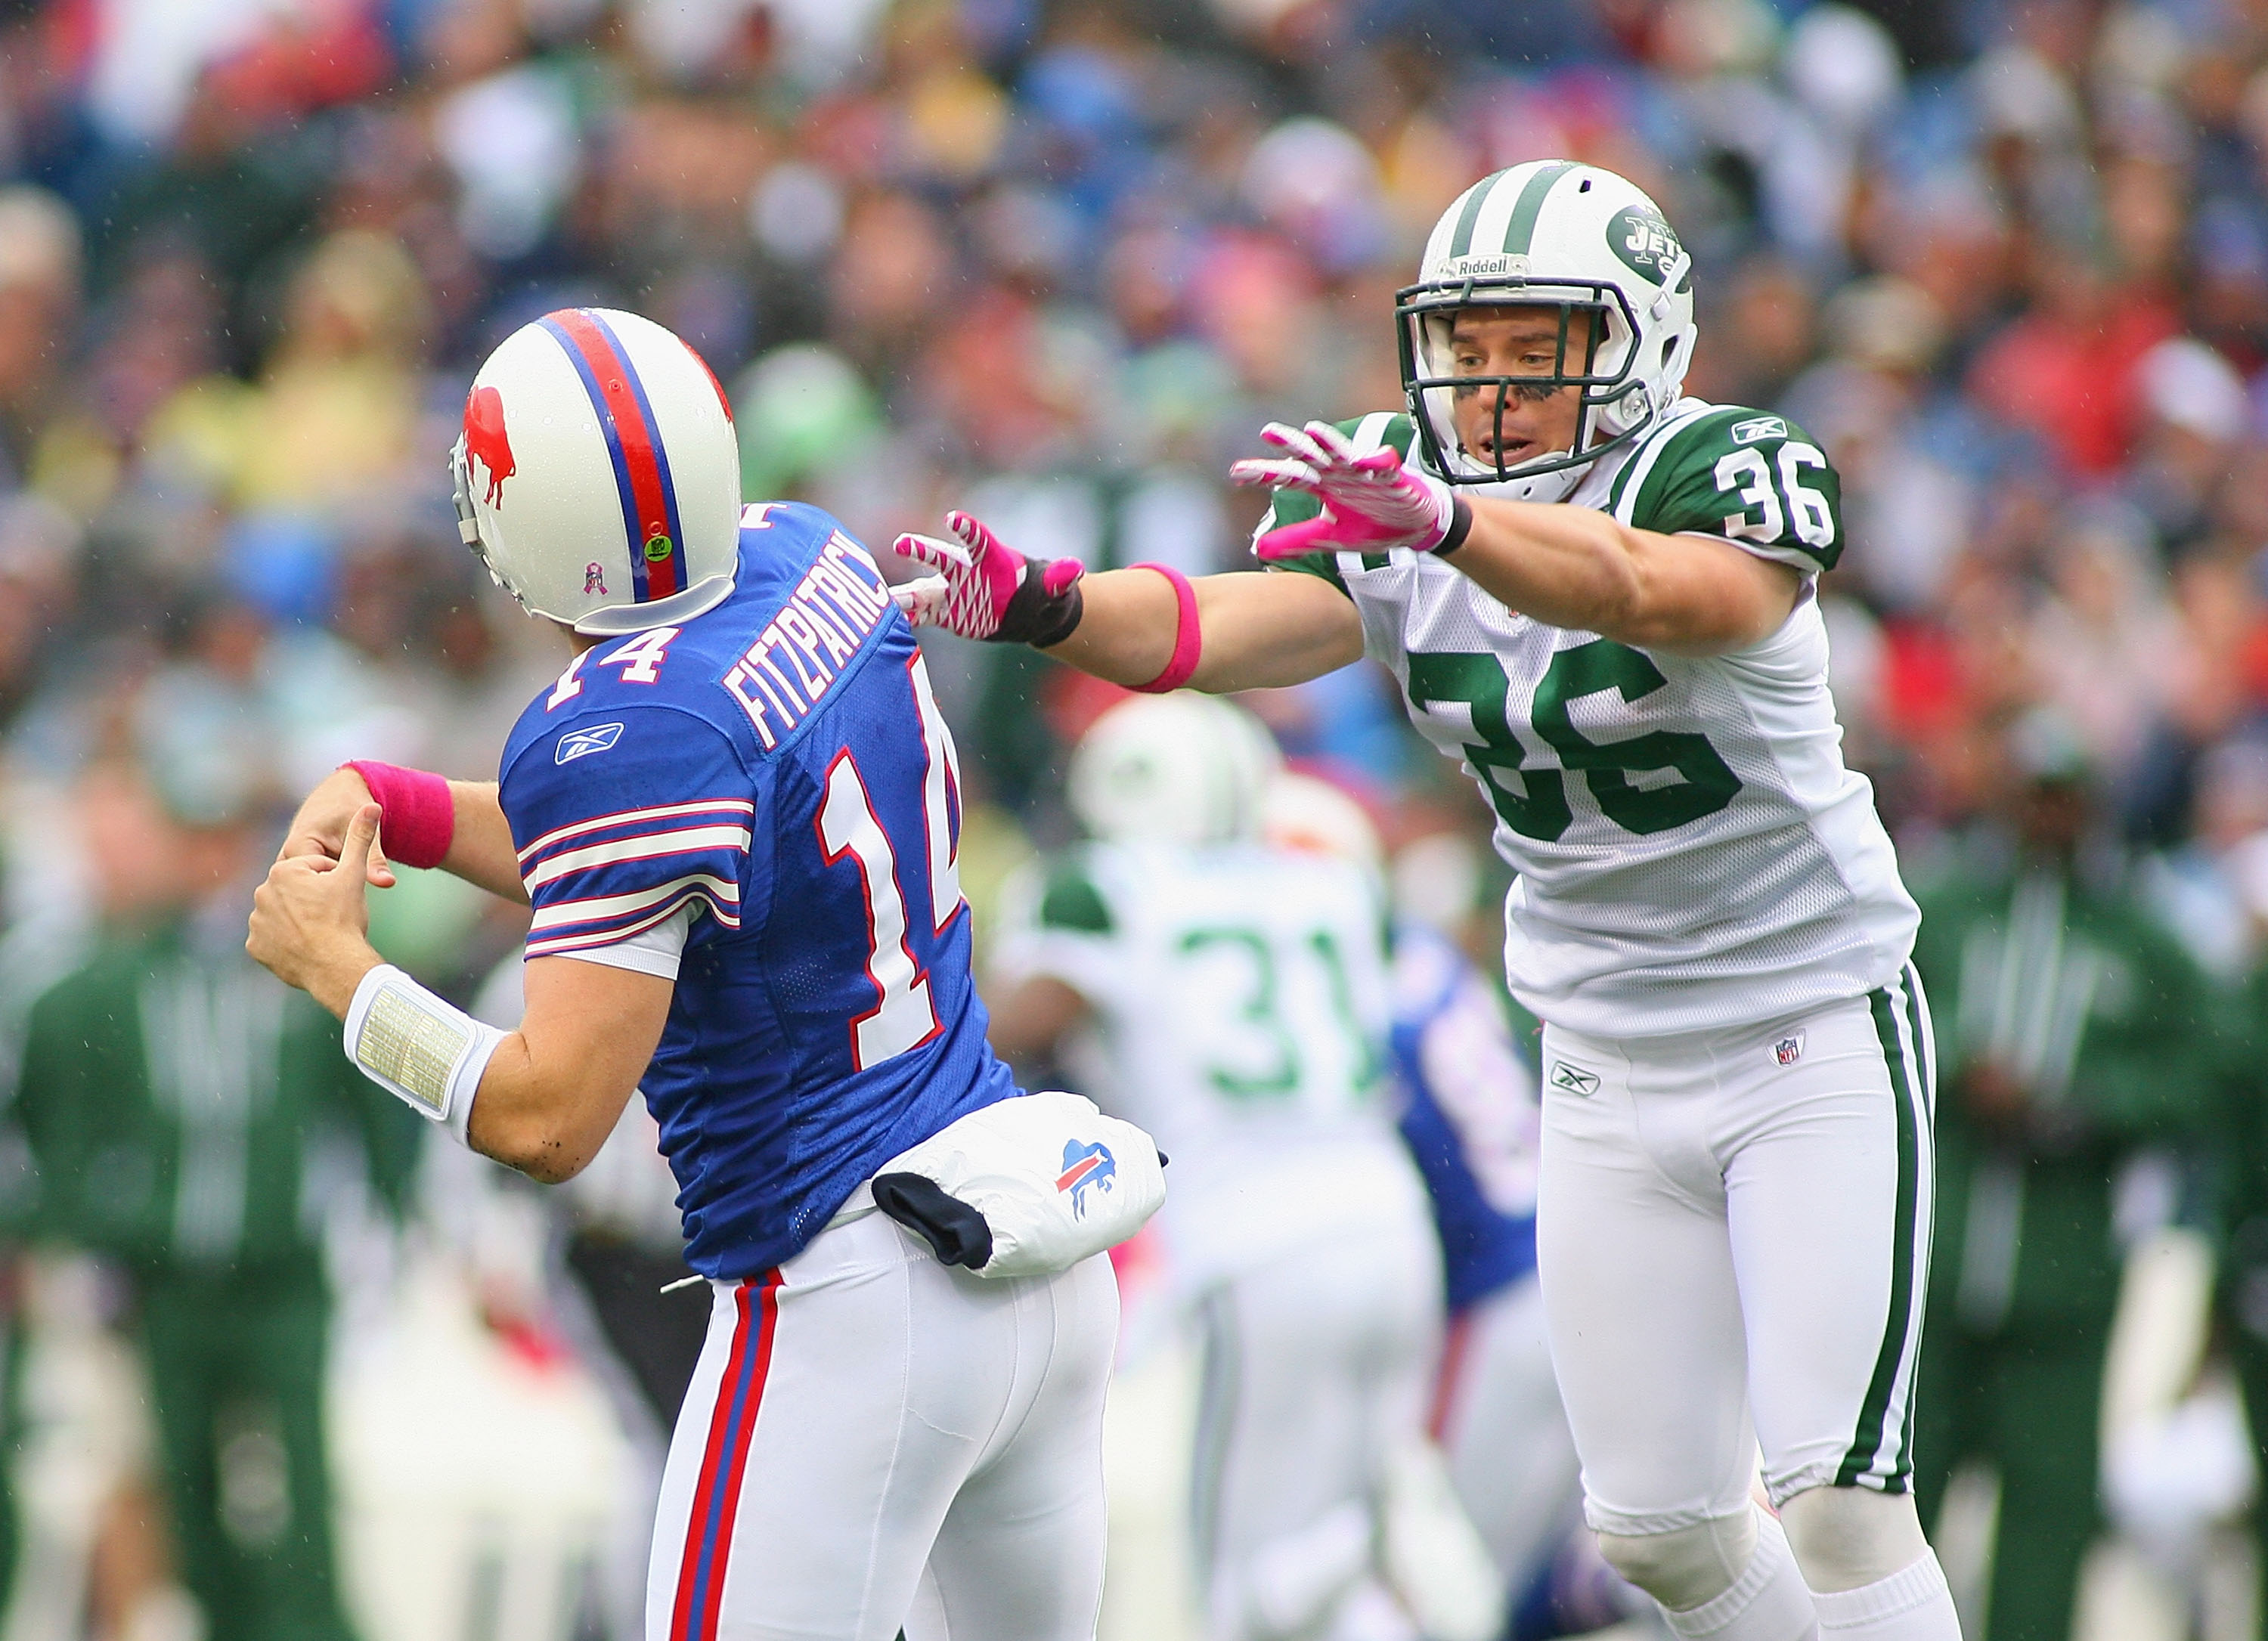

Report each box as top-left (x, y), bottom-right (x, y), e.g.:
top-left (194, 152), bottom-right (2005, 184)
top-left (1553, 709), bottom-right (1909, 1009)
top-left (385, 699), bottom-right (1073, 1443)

top-left (1550, 1062), bottom-right (1600, 1097)
top-left (556, 723), bottom-right (625, 764)
top-left (1608, 206), bottom-right (1685, 285)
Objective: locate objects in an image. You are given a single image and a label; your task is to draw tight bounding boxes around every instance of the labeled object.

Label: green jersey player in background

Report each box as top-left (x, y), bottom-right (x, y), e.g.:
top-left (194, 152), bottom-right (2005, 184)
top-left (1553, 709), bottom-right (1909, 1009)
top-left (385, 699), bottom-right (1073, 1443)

top-left (893, 160), bottom-right (1956, 1641)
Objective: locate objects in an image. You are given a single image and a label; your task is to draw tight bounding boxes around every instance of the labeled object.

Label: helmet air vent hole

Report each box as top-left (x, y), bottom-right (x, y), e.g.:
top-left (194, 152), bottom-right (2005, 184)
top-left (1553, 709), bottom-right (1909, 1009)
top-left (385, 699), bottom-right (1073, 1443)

top-left (1579, 178), bottom-right (1591, 192)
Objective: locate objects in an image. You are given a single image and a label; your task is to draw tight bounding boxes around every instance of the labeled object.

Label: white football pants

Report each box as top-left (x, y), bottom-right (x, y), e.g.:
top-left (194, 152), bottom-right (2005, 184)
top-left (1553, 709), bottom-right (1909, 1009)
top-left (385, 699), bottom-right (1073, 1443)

top-left (1191, 1213), bottom-right (1442, 1641)
top-left (647, 1208), bottom-right (1118, 1641)
top-left (1429, 1273), bottom-right (1582, 1589)
top-left (1536, 973), bottom-right (1935, 1537)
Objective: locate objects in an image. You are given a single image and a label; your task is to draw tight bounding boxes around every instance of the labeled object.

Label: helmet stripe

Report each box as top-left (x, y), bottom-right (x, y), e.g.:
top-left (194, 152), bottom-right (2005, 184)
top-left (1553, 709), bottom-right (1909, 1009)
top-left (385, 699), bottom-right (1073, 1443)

top-left (585, 311), bottom-right (691, 599)
top-left (1499, 159), bottom-right (1578, 258)
top-left (1445, 169), bottom-right (1509, 260)
top-left (538, 311), bottom-right (691, 604)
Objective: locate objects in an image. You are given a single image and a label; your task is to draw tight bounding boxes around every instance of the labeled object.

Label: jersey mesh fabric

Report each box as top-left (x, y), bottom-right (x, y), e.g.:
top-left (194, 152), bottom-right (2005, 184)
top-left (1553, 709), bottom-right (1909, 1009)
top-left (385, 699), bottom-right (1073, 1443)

top-left (1257, 404), bottom-right (1916, 1038)
top-left (500, 506), bottom-right (1017, 1278)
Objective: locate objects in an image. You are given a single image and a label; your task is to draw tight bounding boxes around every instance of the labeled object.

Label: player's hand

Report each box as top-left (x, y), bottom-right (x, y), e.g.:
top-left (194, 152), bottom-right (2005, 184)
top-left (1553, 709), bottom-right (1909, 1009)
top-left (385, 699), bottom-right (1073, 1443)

top-left (888, 511), bottom-right (1086, 646)
top-left (278, 767), bottom-right (397, 889)
top-left (1232, 421), bottom-right (1461, 559)
top-left (249, 802), bottom-right (384, 1014)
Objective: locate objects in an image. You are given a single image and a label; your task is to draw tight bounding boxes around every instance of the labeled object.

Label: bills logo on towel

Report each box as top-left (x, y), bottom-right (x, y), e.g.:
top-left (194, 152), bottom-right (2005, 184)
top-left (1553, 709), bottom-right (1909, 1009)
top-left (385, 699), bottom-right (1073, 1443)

top-left (1055, 1140), bottom-right (1117, 1218)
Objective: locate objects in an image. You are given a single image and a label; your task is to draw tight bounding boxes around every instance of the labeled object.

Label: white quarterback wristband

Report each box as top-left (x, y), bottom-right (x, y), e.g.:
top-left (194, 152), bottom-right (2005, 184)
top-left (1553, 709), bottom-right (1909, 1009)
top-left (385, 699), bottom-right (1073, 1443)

top-left (343, 964), bottom-right (503, 1147)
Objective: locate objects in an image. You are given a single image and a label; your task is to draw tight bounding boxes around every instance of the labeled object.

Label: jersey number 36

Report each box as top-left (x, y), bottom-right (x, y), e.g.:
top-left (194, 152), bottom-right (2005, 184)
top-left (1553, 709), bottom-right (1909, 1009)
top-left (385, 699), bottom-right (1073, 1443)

top-left (1407, 640), bottom-right (1743, 842)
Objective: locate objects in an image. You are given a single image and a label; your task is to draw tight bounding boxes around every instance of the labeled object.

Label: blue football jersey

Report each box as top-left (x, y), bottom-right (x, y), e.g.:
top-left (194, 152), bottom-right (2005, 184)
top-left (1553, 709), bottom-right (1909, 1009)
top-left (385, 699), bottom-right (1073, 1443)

top-left (497, 503), bottom-right (1018, 1278)
top-left (1390, 924), bottom-right (1541, 1312)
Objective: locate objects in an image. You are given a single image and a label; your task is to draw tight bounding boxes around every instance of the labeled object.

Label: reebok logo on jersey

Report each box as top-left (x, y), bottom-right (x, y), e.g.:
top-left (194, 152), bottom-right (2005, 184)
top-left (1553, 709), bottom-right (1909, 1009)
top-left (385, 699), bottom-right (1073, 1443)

top-left (1550, 1063), bottom-right (1600, 1097)
top-left (1774, 1031), bottom-right (1806, 1067)
top-left (1730, 416), bottom-right (1787, 445)
top-left (556, 722), bottom-right (624, 764)
top-left (1055, 1139), bottom-right (1117, 1218)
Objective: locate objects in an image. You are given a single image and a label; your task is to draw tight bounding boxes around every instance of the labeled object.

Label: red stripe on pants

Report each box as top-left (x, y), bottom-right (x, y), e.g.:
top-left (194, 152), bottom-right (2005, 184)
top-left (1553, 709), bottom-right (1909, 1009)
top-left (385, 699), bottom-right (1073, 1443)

top-left (669, 1272), bottom-right (782, 1641)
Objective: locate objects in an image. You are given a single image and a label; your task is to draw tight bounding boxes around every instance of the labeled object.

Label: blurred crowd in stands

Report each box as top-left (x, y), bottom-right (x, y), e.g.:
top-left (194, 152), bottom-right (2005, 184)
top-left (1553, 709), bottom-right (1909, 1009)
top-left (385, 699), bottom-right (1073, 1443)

top-left (11, 0), bottom-right (2268, 1635)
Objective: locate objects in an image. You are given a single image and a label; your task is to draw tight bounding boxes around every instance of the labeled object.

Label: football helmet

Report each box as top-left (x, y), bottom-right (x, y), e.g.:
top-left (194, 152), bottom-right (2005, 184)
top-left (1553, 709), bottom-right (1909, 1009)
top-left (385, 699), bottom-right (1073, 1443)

top-left (1067, 695), bottom-right (1281, 848)
top-left (1262, 771), bottom-right (1383, 881)
top-left (451, 308), bottom-right (742, 634)
top-left (1398, 161), bottom-right (1697, 500)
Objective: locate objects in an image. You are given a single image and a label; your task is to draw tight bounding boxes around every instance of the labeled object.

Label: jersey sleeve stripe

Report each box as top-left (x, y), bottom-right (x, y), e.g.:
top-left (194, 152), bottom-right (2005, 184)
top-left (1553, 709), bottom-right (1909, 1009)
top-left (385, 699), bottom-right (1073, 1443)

top-left (529, 872), bottom-right (744, 934)
top-left (524, 825), bottom-right (753, 891)
top-left (517, 798), bottom-right (756, 866)
top-left (526, 892), bottom-right (735, 958)
top-left (1609, 404), bottom-right (1715, 527)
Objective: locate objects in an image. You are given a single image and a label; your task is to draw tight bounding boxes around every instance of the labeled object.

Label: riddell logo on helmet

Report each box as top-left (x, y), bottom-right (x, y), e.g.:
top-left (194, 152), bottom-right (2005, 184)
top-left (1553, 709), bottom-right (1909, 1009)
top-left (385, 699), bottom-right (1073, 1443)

top-left (1444, 253), bottom-right (1529, 280)
top-left (463, 385), bottom-right (515, 506)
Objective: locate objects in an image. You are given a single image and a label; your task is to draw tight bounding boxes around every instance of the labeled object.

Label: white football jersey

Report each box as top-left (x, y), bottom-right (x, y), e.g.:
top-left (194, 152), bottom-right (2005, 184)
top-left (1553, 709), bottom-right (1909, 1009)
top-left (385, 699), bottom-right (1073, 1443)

top-left (994, 839), bottom-right (1427, 1280)
top-left (1263, 400), bottom-right (1919, 1038)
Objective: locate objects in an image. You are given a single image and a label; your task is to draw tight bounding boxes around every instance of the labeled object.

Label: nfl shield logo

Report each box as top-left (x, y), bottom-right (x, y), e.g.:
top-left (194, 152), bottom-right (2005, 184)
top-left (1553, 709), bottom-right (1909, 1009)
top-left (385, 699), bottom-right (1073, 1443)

top-left (1774, 1033), bottom-right (1805, 1067)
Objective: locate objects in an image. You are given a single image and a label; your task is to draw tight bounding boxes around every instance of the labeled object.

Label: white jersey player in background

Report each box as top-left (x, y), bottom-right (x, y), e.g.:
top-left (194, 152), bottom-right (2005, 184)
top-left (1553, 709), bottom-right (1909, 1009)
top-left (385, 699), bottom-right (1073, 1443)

top-left (1268, 776), bottom-right (1647, 1639)
top-left (894, 160), bottom-right (1958, 1641)
top-left (987, 696), bottom-right (1466, 1641)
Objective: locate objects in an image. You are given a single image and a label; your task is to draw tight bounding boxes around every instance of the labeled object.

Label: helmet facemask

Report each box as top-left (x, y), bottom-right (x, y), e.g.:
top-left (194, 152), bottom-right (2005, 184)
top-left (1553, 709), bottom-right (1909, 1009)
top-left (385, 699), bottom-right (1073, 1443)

top-left (1396, 277), bottom-right (1661, 491)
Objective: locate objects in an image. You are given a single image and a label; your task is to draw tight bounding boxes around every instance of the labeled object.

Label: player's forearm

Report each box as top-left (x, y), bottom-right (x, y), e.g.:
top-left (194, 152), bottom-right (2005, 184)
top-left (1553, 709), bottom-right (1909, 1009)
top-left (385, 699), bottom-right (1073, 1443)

top-left (440, 781), bottom-right (529, 903)
top-left (1035, 567), bottom-right (1181, 683)
top-left (1450, 501), bottom-right (1794, 655)
top-left (1447, 500), bottom-right (1647, 635)
top-left (464, 1035), bottom-right (635, 1183)
top-left (465, 956), bottom-right (671, 1184)
top-left (1040, 568), bottom-right (1362, 692)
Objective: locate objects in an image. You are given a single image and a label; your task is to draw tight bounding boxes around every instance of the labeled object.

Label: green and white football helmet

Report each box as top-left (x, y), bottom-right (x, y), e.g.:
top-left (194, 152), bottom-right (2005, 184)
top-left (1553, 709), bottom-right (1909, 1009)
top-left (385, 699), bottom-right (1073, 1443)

top-left (1399, 160), bottom-right (1697, 501)
top-left (1067, 695), bottom-right (1281, 849)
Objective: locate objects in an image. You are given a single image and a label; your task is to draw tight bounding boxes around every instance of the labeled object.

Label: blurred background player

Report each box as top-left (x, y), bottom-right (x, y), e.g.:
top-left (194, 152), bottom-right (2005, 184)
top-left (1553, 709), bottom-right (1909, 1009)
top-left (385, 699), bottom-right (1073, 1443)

top-left (15, 725), bottom-right (419, 1641)
top-left (989, 695), bottom-right (1455, 1641)
top-left (1909, 707), bottom-right (2217, 1640)
top-left (1266, 771), bottom-right (1649, 1641)
top-left (249, 308), bottom-right (1123, 1641)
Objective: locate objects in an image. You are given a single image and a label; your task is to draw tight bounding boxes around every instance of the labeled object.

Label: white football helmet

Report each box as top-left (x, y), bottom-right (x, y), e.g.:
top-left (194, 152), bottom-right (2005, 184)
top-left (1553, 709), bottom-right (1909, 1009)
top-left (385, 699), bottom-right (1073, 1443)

top-left (1262, 770), bottom-right (1384, 881)
top-left (1067, 695), bottom-right (1281, 848)
top-left (451, 308), bottom-right (742, 634)
top-left (1399, 160), bottom-right (1698, 501)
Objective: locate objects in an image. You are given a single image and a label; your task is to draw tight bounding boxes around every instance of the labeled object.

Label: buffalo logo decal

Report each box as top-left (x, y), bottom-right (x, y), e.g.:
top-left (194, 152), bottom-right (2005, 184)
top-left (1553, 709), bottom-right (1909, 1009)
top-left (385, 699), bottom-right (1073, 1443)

top-left (463, 385), bottom-right (515, 506)
top-left (1055, 1139), bottom-right (1117, 1218)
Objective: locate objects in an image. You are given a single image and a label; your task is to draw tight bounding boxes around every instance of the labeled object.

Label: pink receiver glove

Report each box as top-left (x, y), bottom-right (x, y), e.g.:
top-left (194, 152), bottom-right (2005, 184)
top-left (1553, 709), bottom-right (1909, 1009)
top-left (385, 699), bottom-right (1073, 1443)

top-left (1230, 421), bottom-right (1471, 561)
top-left (889, 511), bottom-right (1086, 646)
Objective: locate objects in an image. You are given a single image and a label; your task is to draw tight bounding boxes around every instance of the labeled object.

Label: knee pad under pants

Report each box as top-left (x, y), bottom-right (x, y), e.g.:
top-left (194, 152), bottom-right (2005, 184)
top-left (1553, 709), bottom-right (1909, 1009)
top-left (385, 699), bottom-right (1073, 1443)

top-left (1595, 1509), bottom-right (1757, 1612)
top-left (1776, 1485), bottom-right (1930, 1593)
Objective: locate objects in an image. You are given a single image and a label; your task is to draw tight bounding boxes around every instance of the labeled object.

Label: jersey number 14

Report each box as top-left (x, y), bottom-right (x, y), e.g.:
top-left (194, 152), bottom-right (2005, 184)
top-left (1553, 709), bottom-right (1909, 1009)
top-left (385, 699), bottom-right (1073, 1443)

top-left (815, 655), bottom-right (966, 1070)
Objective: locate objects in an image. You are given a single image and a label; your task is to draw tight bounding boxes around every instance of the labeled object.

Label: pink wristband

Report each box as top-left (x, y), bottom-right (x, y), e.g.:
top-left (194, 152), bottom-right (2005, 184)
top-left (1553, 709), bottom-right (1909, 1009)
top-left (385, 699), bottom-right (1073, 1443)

top-left (342, 761), bottom-right (455, 869)
top-left (1129, 564), bottom-right (1201, 694)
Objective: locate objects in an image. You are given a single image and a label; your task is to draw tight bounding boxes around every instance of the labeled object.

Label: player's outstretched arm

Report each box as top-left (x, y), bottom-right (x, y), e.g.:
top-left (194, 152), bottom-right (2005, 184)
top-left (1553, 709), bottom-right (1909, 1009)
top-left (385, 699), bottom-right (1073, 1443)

top-left (889, 511), bottom-right (1362, 692)
top-left (1053, 567), bottom-right (1362, 691)
top-left (1444, 503), bottom-right (1803, 656)
top-left (1236, 420), bottom-right (1801, 656)
top-left (281, 766), bottom-right (528, 903)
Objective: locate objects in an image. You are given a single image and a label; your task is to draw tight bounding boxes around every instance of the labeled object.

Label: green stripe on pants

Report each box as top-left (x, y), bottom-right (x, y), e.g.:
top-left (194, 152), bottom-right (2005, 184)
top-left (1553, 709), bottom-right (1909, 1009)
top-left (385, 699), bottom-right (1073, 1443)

top-left (1841, 978), bottom-right (1923, 1487)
